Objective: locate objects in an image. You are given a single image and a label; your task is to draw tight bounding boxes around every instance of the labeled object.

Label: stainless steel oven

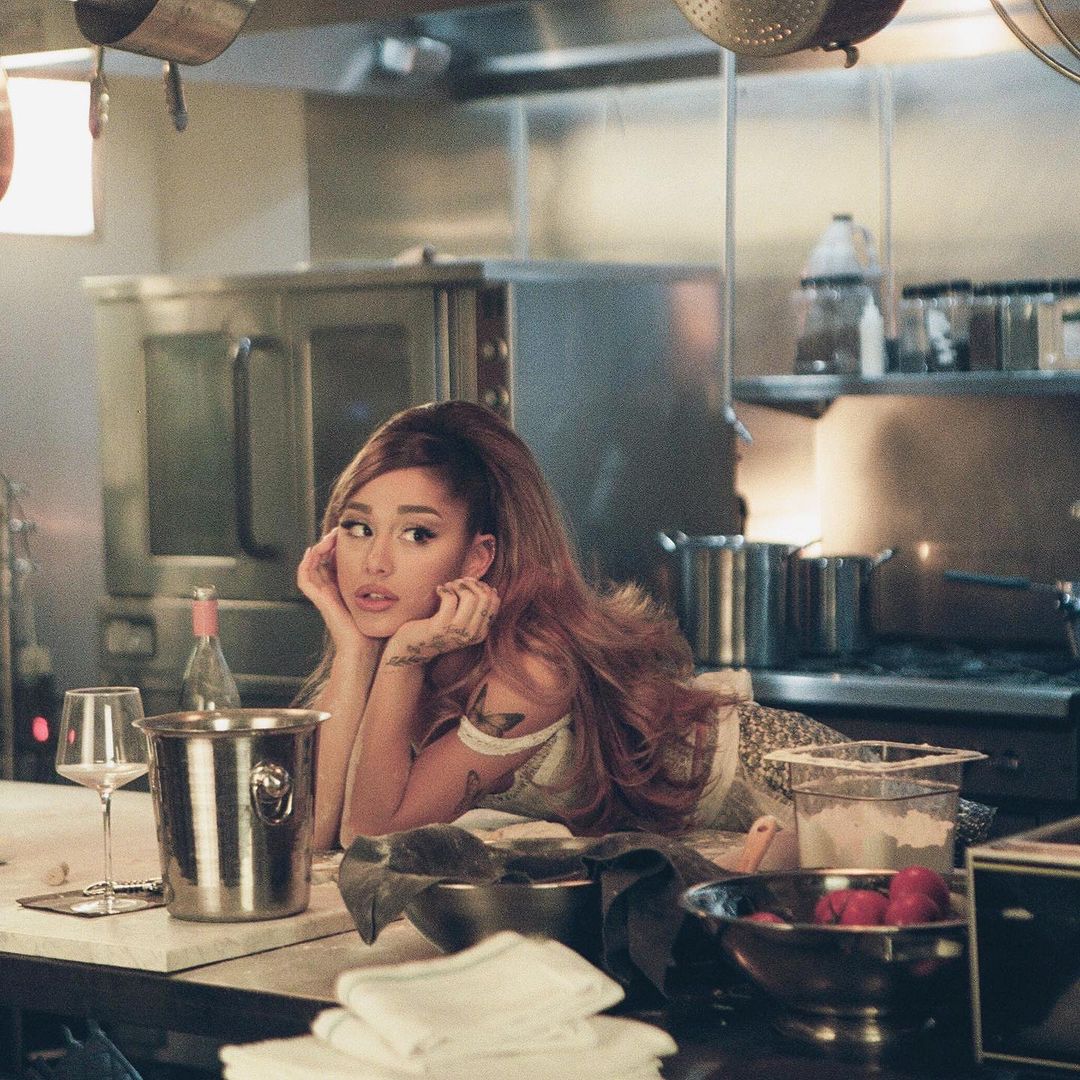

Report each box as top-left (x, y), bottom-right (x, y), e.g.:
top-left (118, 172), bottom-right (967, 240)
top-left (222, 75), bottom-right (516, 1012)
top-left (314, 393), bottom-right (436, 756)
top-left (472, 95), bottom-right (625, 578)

top-left (86, 259), bottom-right (737, 712)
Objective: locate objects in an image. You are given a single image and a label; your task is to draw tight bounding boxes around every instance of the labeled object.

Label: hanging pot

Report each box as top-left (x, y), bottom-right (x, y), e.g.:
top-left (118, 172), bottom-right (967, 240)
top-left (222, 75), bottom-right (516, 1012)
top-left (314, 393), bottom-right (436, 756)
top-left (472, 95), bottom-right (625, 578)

top-left (73, 0), bottom-right (256, 131)
top-left (671, 0), bottom-right (907, 67)
top-left (73, 0), bottom-right (256, 66)
top-left (0, 67), bottom-right (14, 204)
top-left (793, 548), bottom-right (895, 658)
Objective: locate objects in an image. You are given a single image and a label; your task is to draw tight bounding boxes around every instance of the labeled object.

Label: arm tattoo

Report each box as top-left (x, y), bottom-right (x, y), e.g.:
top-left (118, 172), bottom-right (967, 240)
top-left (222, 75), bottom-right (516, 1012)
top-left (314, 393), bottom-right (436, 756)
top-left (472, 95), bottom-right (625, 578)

top-left (384, 630), bottom-right (476, 667)
top-left (384, 645), bottom-right (427, 667)
top-left (468, 684), bottom-right (526, 737)
top-left (454, 770), bottom-right (482, 816)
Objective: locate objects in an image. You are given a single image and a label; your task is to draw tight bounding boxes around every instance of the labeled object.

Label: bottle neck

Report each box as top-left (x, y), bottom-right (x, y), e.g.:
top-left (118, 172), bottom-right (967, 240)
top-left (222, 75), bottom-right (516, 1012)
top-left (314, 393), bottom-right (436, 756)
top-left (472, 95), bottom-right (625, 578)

top-left (192, 599), bottom-right (220, 638)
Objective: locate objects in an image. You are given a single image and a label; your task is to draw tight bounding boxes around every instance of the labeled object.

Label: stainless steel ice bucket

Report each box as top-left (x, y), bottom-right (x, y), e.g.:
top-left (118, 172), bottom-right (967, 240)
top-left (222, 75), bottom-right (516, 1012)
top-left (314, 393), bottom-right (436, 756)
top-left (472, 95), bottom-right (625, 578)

top-left (134, 708), bottom-right (328, 922)
top-left (658, 532), bottom-right (799, 668)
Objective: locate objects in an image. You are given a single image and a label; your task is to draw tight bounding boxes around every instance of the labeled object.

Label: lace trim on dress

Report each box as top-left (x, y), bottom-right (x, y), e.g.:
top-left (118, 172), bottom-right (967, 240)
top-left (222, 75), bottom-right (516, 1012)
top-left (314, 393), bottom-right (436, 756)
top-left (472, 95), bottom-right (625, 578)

top-left (456, 713), bottom-right (573, 757)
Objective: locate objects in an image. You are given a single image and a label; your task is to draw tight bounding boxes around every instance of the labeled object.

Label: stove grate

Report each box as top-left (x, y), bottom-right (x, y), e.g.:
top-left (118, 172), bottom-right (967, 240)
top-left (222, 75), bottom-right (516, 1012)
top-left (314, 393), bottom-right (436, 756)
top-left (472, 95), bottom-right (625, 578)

top-left (791, 642), bottom-right (1080, 686)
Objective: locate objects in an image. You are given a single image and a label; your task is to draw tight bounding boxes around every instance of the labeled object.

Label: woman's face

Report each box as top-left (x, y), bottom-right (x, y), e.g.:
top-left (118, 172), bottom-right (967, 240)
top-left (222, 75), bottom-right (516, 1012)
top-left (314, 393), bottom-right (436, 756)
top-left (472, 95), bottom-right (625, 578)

top-left (334, 466), bottom-right (494, 639)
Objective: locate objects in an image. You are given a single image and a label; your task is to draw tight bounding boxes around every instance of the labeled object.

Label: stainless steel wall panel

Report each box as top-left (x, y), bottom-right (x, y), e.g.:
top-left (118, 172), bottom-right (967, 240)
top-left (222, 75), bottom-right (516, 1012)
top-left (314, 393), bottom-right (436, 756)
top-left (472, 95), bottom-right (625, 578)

top-left (305, 95), bottom-right (519, 261)
top-left (300, 52), bottom-right (1080, 648)
top-left (519, 80), bottom-right (726, 263)
top-left (509, 272), bottom-right (738, 594)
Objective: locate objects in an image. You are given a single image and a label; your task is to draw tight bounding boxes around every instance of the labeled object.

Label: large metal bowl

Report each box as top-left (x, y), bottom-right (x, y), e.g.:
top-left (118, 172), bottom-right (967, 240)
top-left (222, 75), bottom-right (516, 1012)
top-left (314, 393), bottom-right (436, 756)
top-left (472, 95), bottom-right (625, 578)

top-left (681, 869), bottom-right (969, 1053)
top-left (404, 878), bottom-right (602, 961)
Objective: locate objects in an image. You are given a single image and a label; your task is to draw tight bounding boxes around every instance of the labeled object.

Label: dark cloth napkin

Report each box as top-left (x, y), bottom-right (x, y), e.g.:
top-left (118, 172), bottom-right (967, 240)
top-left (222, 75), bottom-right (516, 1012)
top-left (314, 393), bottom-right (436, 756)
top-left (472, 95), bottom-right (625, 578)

top-left (337, 825), bottom-right (724, 996)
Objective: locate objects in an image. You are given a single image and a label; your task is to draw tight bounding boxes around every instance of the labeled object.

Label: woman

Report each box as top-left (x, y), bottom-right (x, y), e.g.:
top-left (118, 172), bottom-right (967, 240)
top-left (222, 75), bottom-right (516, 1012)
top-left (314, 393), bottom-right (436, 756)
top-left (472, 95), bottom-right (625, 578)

top-left (298, 401), bottom-right (856, 849)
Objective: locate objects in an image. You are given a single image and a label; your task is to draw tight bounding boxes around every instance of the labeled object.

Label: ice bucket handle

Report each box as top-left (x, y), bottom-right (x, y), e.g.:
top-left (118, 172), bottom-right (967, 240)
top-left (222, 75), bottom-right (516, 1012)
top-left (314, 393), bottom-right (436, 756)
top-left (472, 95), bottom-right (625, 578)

top-left (250, 760), bottom-right (294, 825)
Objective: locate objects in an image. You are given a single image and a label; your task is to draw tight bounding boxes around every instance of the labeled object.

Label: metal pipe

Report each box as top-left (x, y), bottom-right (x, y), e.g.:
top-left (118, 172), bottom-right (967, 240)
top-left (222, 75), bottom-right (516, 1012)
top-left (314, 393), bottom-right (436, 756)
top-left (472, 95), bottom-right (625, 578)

top-left (510, 100), bottom-right (530, 259)
top-left (1, 477), bottom-right (15, 780)
top-left (876, 66), bottom-right (897, 344)
top-left (720, 48), bottom-right (751, 444)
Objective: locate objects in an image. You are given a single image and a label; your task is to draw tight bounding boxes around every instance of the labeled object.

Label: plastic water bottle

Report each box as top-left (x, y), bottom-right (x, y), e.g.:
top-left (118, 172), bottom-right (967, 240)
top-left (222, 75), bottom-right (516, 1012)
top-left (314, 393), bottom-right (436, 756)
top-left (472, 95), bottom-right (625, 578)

top-left (179, 585), bottom-right (241, 711)
top-left (804, 214), bottom-right (881, 279)
top-left (859, 295), bottom-right (886, 377)
top-left (804, 213), bottom-right (883, 314)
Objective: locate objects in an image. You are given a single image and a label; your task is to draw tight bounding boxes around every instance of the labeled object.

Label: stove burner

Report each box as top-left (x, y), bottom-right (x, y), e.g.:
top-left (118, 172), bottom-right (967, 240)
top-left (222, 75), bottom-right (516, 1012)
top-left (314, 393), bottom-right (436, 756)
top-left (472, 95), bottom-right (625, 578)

top-left (791, 642), bottom-right (1080, 686)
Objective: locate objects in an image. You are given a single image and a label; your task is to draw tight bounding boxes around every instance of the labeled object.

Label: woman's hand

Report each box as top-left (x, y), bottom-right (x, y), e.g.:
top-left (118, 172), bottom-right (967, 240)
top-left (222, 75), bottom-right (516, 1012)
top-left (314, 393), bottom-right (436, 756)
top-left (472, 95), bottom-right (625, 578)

top-left (383, 577), bottom-right (500, 668)
top-left (297, 531), bottom-right (369, 654)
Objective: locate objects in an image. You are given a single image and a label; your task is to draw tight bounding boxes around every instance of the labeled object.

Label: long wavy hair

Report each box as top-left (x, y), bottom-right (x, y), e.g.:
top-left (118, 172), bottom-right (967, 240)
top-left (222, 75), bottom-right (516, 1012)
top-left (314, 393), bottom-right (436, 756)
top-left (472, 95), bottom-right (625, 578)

top-left (297, 400), bottom-right (724, 834)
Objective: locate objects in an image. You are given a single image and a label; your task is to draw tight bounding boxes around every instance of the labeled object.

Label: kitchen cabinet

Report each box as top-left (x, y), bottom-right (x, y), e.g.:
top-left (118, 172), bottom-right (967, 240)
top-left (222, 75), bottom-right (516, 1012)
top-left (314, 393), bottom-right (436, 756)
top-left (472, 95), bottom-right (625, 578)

top-left (734, 371), bottom-right (1080, 418)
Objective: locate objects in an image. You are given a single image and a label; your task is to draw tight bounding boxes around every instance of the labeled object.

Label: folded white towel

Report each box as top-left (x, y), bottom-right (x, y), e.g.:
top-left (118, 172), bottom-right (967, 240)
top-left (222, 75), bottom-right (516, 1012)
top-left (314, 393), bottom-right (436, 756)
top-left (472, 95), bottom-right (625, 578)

top-left (309, 1011), bottom-right (673, 1076)
top-left (312, 1008), bottom-right (600, 1073)
top-left (333, 931), bottom-right (625, 1059)
top-left (221, 1015), bottom-right (676, 1080)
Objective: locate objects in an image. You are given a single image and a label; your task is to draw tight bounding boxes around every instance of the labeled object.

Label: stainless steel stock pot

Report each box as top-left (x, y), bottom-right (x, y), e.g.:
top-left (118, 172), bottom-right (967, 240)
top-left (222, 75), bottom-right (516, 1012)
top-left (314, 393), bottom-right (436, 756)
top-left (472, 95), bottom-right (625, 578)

top-left (793, 548), bottom-right (895, 657)
top-left (134, 708), bottom-right (328, 922)
top-left (659, 532), bottom-right (799, 669)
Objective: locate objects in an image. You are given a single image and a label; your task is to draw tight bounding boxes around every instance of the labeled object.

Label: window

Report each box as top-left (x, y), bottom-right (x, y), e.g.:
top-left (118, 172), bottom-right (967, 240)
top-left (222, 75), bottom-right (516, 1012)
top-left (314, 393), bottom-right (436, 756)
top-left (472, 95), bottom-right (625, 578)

top-left (0, 76), bottom-right (96, 237)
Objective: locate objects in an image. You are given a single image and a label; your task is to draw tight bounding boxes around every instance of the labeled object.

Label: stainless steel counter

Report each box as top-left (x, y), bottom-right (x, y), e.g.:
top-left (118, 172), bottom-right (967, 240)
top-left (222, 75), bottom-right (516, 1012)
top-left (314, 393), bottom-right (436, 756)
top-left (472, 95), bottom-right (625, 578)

top-left (750, 669), bottom-right (1078, 719)
top-left (743, 651), bottom-right (1080, 831)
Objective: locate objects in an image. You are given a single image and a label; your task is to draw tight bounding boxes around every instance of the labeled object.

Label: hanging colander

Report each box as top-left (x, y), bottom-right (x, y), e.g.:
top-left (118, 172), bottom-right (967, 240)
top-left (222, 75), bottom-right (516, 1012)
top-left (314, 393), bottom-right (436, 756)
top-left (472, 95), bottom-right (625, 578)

top-left (671, 0), bottom-right (907, 66)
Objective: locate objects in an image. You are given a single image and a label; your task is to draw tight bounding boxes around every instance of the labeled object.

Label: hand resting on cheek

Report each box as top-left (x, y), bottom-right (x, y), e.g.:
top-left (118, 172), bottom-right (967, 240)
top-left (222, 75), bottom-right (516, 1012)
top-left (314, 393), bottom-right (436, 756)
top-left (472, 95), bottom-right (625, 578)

top-left (384, 576), bottom-right (501, 668)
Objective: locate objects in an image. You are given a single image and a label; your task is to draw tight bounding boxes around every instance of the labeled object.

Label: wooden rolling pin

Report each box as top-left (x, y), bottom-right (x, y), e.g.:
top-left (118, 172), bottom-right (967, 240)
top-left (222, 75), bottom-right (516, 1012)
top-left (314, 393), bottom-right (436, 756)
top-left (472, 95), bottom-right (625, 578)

top-left (734, 815), bottom-right (780, 873)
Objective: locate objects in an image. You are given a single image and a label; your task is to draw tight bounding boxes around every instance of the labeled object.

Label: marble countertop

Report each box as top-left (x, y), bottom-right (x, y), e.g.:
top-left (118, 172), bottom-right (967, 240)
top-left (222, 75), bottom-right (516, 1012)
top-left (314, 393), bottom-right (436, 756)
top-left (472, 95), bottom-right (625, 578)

top-left (0, 781), bottom-right (355, 973)
top-left (172, 921), bottom-right (441, 1001)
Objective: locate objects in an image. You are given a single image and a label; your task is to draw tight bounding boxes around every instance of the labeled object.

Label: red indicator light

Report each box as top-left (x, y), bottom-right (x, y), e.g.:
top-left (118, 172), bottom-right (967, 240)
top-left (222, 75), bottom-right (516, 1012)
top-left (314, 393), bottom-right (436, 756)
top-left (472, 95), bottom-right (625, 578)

top-left (32, 715), bottom-right (50, 743)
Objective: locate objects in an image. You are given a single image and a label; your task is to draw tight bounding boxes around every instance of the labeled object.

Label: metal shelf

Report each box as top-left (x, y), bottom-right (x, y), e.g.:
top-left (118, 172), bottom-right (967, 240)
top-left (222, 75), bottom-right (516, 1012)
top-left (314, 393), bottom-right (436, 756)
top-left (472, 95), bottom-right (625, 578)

top-left (733, 371), bottom-right (1080, 417)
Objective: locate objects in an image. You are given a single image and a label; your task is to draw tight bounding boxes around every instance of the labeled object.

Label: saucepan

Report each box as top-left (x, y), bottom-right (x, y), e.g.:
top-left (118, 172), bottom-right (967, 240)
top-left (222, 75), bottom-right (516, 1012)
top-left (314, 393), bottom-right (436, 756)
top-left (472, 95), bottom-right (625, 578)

top-left (943, 571), bottom-right (1080, 658)
top-left (793, 548), bottom-right (895, 658)
top-left (670, 0), bottom-right (908, 67)
top-left (71, 0), bottom-right (257, 130)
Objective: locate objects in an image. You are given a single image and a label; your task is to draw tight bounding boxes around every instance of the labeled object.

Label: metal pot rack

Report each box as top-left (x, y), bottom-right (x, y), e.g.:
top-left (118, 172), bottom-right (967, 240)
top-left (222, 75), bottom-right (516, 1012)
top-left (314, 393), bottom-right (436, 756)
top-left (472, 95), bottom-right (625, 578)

top-left (1, 476), bottom-right (17, 779)
top-left (990, 0), bottom-right (1080, 86)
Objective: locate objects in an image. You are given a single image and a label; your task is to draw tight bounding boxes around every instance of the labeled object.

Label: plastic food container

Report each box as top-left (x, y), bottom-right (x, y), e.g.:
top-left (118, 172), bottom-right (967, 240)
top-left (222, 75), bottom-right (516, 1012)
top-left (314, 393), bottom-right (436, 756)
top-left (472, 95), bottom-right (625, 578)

top-left (765, 741), bottom-right (986, 873)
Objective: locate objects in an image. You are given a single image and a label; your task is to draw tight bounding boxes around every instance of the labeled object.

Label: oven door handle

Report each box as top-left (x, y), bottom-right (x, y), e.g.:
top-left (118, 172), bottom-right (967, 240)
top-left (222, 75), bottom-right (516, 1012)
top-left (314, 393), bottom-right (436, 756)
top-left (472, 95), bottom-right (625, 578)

top-left (232, 336), bottom-right (281, 561)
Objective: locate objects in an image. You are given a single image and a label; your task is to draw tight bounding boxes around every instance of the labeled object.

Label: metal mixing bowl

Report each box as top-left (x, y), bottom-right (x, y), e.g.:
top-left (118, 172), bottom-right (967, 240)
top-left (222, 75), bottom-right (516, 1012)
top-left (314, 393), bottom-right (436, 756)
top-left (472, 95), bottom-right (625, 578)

top-left (681, 869), bottom-right (969, 1053)
top-left (404, 878), bottom-right (602, 960)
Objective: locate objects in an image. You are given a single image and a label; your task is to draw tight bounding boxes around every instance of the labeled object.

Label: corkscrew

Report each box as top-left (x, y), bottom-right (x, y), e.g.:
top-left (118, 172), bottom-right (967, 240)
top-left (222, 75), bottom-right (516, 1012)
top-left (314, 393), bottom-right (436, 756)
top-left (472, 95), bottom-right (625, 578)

top-left (82, 878), bottom-right (164, 896)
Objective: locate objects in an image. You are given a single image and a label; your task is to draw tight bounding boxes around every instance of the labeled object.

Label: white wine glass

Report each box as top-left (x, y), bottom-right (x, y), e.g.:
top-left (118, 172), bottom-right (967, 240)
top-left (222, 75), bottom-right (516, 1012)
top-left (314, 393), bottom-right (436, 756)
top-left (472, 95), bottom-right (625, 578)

top-left (55, 687), bottom-right (149, 914)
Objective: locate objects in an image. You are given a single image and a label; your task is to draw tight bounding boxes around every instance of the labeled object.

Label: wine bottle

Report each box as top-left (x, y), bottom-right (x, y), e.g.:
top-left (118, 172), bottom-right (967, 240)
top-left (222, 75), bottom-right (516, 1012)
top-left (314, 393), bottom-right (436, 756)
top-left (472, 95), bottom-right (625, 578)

top-left (179, 585), bottom-right (241, 711)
